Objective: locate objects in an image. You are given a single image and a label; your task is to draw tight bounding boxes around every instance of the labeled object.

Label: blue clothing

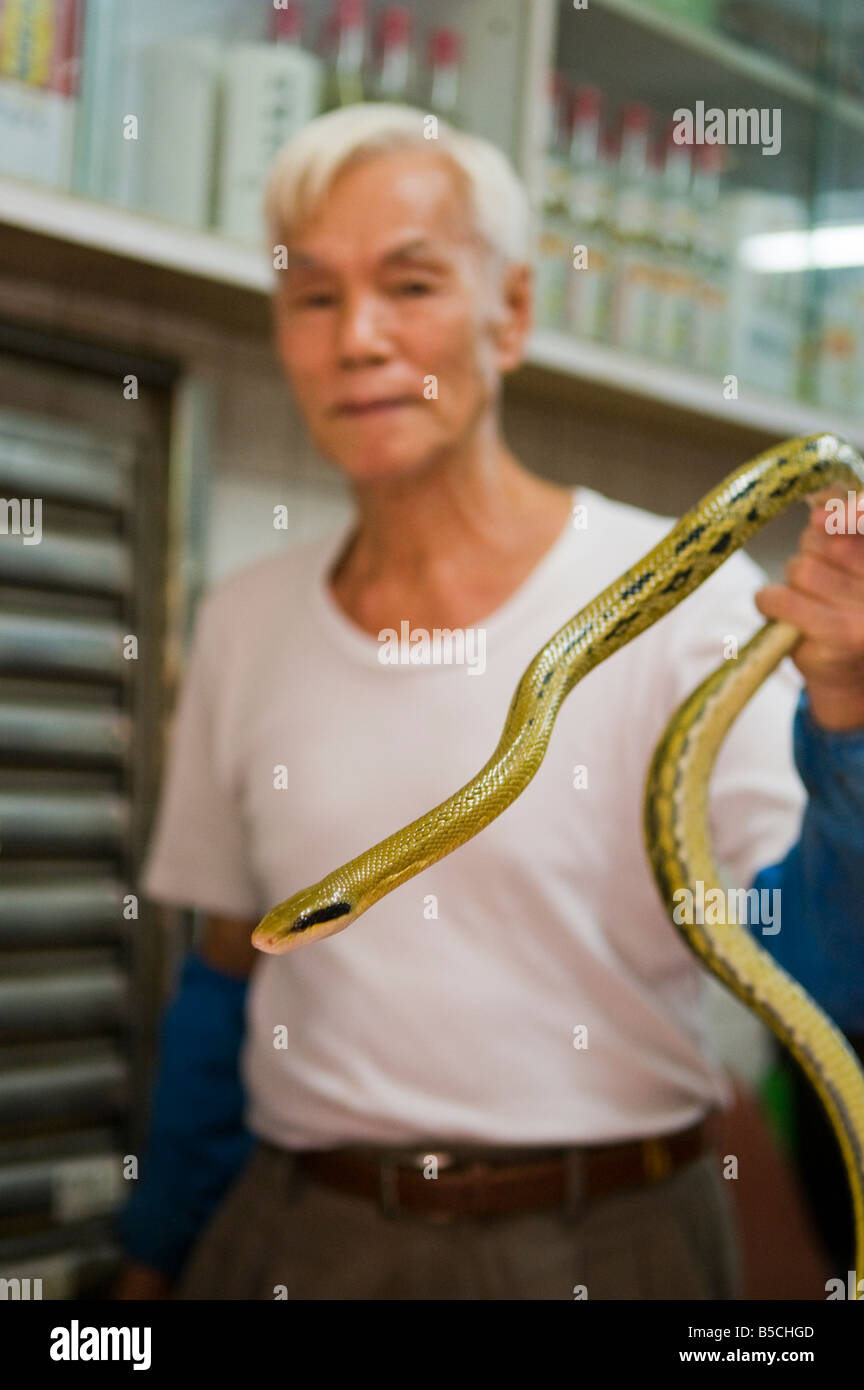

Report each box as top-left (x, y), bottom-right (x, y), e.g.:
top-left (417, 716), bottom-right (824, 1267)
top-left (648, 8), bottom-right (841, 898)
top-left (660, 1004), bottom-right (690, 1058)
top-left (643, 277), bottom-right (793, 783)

top-left (118, 691), bottom-right (864, 1278)
top-left (117, 952), bottom-right (254, 1278)
top-left (752, 692), bottom-right (864, 1034)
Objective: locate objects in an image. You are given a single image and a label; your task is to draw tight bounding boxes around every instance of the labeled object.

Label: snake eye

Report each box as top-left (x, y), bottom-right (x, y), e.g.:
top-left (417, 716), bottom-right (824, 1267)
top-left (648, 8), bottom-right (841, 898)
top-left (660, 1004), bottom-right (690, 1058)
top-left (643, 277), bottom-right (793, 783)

top-left (291, 901), bottom-right (352, 934)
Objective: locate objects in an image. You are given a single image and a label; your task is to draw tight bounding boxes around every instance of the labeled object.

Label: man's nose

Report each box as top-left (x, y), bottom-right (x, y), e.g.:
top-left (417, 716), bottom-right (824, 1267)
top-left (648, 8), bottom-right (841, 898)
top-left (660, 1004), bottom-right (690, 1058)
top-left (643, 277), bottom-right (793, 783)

top-left (336, 290), bottom-right (391, 364)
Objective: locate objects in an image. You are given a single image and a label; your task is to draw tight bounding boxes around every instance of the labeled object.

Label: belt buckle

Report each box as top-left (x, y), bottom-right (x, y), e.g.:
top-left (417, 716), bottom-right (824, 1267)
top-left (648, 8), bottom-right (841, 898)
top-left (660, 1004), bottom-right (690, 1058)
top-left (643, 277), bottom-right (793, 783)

top-left (642, 1137), bottom-right (673, 1184)
top-left (377, 1150), bottom-right (456, 1222)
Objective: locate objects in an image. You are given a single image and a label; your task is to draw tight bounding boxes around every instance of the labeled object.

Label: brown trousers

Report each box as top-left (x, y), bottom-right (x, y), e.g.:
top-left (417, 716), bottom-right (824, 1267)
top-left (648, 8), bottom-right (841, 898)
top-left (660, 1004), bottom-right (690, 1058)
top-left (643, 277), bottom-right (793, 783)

top-left (174, 1142), bottom-right (743, 1300)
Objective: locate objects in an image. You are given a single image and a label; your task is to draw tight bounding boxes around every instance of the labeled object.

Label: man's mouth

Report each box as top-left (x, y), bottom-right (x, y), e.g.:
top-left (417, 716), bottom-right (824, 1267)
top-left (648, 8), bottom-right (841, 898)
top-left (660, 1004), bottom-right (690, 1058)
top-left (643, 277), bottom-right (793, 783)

top-left (335, 397), bottom-right (417, 416)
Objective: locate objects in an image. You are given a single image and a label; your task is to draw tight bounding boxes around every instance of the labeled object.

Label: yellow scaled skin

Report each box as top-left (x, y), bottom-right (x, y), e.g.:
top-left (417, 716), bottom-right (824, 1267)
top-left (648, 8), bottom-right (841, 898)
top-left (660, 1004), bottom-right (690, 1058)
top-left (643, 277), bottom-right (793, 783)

top-left (253, 433), bottom-right (864, 1290)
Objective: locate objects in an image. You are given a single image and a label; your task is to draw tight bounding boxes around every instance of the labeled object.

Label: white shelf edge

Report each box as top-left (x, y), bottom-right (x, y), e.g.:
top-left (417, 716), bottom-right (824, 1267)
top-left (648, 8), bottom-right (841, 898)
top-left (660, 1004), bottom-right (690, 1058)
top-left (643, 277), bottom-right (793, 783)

top-left (592, 0), bottom-right (864, 134)
top-left (525, 330), bottom-right (864, 448)
top-left (0, 177), bottom-right (273, 293)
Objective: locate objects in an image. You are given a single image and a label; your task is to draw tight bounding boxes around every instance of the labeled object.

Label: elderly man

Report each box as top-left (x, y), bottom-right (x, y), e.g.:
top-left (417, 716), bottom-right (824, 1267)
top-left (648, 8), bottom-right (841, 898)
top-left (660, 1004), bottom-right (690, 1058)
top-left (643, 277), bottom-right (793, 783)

top-left (115, 104), bottom-right (864, 1301)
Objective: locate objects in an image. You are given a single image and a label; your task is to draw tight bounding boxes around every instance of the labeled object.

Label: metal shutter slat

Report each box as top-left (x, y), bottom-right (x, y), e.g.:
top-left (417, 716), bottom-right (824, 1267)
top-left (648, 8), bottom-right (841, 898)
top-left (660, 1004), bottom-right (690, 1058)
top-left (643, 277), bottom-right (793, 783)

top-left (0, 1057), bottom-right (128, 1125)
top-left (0, 534), bottom-right (132, 595)
top-left (0, 428), bottom-right (131, 509)
top-left (0, 970), bottom-right (127, 1039)
top-left (0, 792), bottom-right (128, 852)
top-left (0, 880), bottom-right (127, 946)
top-left (0, 703), bottom-right (129, 762)
top-left (0, 613), bottom-right (126, 678)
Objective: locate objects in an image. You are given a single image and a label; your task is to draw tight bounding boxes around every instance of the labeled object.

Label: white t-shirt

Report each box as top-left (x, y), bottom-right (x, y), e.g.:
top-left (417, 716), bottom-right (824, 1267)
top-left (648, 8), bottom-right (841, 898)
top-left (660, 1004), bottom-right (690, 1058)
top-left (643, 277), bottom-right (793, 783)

top-left (141, 485), bottom-right (807, 1148)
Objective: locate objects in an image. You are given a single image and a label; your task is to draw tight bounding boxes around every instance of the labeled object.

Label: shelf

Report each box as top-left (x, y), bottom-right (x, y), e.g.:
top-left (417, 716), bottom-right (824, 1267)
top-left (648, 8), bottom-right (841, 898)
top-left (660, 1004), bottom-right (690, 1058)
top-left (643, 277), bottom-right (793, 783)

top-left (1, 176), bottom-right (862, 450)
top-left (521, 331), bottom-right (864, 449)
top-left (0, 178), bottom-right (273, 292)
top-left (592, 0), bottom-right (864, 133)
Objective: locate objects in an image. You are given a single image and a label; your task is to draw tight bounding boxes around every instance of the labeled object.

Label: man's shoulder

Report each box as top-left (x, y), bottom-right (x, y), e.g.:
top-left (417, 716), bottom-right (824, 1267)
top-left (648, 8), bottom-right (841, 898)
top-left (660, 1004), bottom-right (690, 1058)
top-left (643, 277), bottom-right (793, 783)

top-left (194, 527), bottom-right (344, 639)
top-left (576, 485), bottom-right (673, 559)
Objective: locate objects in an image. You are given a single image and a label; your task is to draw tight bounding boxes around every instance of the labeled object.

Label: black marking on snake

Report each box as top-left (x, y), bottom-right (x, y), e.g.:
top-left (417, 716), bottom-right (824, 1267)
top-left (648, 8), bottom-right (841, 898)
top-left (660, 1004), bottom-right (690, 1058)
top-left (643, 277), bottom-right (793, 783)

top-left (708, 531), bottom-right (733, 556)
top-left (291, 902), bottom-right (351, 933)
top-left (619, 570), bottom-right (655, 600)
top-left (675, 525), bottom-right (706, 554)
top-left (733, 477), bottom-right (760, 501)
top-left (542, 669), bottom-right (554, 685)
top-left (604, 613), bottom-right (639, 641)
top-left (660, 567), bottom-right (693, 594)
top-left (768, 477), bottom-right (798, 500)
top-left (562, 624), bottom-right (591, 657)
top-left (747, 506), bottom-right (759, 523)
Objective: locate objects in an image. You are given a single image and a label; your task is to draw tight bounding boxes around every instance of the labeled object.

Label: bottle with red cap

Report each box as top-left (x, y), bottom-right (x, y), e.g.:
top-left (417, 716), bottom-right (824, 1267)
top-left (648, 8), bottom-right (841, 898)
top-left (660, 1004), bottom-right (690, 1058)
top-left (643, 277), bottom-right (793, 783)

top-left (609, 102), bottom-right (661, 355)
top-left (322, 0), bottom-right (366, 109)
top-left (691, 144), bottom-right (730, 375)
top-left (426, 27), bottom-right (462, 125)
top-left (536, 72), bottom-right (574, 329)
top-left (270, 1), bottom-right (306, 47)
top-left (539, 72), bottom-right (572, 217)
top-left (217, 2), bottom-right (323, 244)
top-left (565, 84), bottom-right (613, 342)
top-left (654, 122), bottom-right (696, 364)
top-left (371, 5), bottom-right (415, 103)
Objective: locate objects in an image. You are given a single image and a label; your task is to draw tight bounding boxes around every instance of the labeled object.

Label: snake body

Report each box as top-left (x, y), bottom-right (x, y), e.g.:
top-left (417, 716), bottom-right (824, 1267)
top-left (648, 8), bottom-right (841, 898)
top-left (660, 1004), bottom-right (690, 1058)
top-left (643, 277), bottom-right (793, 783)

top-left (253, 433), bottom-right (864, 1291)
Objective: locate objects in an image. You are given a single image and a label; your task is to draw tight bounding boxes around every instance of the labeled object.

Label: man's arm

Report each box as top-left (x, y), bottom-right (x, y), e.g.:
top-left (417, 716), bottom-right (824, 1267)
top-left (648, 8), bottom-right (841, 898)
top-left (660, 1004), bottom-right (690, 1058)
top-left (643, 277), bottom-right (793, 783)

top-left (748, 491), bottom-right (864, 1031)
top-left (751, 693), bottom-right (864, 1033)
top-left (198, 912), bottom-right (261, 977)
top-left (113, 914), bottom-right (259, 1299)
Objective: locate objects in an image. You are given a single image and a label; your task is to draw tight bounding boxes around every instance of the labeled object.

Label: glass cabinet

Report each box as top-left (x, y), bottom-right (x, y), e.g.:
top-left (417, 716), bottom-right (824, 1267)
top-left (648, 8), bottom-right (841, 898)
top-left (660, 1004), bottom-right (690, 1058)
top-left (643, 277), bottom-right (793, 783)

top-left (535, 0), bottom-right (864, 420)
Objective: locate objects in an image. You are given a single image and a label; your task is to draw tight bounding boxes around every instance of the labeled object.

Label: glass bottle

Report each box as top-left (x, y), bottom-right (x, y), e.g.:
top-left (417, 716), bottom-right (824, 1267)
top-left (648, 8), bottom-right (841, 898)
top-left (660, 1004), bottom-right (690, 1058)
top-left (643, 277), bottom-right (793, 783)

top-left (565, 84), bottom-right (613, 342)
top-left (535, 73), bottom-right (573, 330)
top-left (691, 144), bottom-right (730, 376)
top-left (609, 102), bottom-right (661, 355)
top-left (271, 1), bottom-right (306, 46)
top-left (654, 123), bottom-right (695, 365)
top-left (370, 5), bottom-right (414, 104)
top-left (426, 27), bottom-right (462, 125)
top-left (322, 0), bottom-right (366, 110)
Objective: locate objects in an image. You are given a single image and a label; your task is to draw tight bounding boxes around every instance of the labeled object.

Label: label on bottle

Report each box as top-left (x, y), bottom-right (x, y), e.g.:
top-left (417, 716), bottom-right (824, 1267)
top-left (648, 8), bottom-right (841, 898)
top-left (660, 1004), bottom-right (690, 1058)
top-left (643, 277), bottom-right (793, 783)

top-left (569, 170), bottom-right (607, 226)
top-left (567, 234), bottom-right (612, 340)
top-left (536, 219), bottom-right (571, 329)
top-left (612, 251), bottom-right (658, 354)
top-left (655, 266), bottom-right (695, 363)
top-left (694, 275), bottom-right (728, 374)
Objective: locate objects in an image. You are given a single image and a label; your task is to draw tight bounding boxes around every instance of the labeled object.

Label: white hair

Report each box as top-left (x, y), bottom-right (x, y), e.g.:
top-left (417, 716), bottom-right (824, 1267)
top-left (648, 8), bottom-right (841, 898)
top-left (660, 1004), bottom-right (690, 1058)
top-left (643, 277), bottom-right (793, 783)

top-left (263, 102), bottom-right (532, 270)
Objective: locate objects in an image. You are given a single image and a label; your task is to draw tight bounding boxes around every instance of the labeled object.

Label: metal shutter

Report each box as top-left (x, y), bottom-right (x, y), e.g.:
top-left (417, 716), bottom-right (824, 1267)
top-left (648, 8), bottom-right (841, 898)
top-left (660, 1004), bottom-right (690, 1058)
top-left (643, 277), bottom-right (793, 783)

top-left (0, 334), bottom-right (176, 1299)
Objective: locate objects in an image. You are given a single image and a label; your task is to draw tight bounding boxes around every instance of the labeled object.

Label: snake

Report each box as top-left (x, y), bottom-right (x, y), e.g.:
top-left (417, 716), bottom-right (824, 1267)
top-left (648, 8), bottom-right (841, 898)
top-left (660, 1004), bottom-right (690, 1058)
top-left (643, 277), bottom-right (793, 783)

top-left (253, 433), bottom-right (864, 1293)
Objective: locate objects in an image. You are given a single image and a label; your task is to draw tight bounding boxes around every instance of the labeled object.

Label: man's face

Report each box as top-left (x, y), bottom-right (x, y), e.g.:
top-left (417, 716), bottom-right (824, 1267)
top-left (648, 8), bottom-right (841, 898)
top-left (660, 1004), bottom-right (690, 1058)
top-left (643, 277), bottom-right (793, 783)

top-left (272, 149), bottom-right (528, 482)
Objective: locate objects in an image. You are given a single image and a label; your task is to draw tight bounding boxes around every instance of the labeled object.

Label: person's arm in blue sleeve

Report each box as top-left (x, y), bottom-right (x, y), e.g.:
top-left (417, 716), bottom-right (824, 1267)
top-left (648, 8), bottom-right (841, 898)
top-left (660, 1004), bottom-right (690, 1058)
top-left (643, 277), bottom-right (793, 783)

top-left (751, 690), bottom-right (864, 1033)
top-left (115, 944), bottom-right (256, 1285)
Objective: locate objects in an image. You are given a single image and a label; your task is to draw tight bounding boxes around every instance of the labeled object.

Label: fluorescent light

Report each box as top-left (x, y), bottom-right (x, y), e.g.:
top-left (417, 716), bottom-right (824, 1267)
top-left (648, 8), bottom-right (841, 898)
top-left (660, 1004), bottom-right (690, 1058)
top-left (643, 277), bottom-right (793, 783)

top-left (739, 225), bottom-right (864, 272)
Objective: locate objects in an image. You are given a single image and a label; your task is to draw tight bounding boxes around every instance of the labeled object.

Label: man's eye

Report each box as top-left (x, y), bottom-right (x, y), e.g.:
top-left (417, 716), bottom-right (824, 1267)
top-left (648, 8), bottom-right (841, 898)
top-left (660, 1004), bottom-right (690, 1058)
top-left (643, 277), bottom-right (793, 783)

top-left (296, 292), bottom-right (337, 308)
top-left (394, 281), bottom-right (433, 296)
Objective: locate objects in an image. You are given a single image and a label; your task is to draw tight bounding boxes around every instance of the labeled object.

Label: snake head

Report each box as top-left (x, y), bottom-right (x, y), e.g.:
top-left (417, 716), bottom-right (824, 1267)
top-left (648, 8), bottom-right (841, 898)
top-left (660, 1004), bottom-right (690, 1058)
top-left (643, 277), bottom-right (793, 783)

top-left (251, 884), bottom-right (356, 954)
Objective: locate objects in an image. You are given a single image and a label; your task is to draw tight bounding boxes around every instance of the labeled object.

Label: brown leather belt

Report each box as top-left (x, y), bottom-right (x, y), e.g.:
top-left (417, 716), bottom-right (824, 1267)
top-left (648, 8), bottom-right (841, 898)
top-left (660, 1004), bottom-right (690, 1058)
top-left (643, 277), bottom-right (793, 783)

top-left (294, 1116), bottom-right (716, 1221)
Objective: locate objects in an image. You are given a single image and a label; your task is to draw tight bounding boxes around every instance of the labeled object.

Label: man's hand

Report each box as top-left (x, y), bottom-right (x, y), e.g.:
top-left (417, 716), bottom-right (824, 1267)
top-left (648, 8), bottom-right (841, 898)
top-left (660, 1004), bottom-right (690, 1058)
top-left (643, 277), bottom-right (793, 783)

top-left (755, 491), bottom-right (864, 732)
top-left (113, 1264), bottom-right (173, 1299)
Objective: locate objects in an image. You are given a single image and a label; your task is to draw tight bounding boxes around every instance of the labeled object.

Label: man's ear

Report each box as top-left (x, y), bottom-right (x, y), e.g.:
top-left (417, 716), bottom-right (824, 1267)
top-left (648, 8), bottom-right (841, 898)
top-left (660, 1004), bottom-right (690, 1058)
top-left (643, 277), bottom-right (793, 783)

top-left (492, 262), bottom-right (533, 374)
